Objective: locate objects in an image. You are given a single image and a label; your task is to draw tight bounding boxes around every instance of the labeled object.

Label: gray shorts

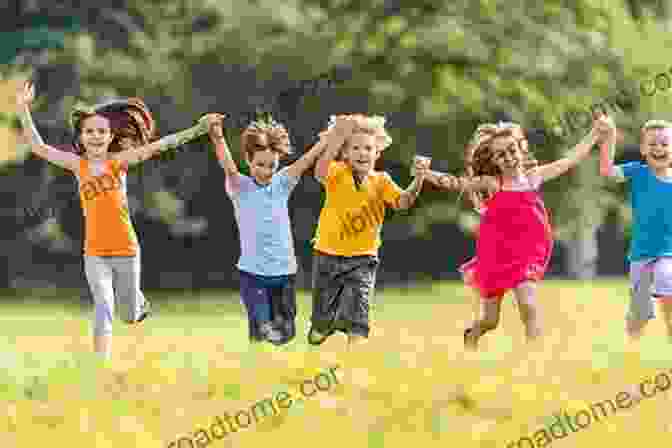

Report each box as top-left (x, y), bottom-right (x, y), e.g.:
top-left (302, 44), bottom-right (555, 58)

top-left (84, 255), bottom-right (148, 336)
top-left (310, 251), bottom-right (378, 343)
top-left (628, 257), bottom-right (672, 321)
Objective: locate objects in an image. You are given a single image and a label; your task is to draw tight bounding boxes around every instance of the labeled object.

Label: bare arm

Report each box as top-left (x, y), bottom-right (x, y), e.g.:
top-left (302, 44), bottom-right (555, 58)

top-left (314, 118), bottom-right (356, 182)
top-left (17, 101), bottom-right (80, 173)
top-left (112, 115), bottom-right (212, 166)
top-left (285, 138), bottom-right (328, 179)
top-left (208, 119), bottom-right (239, 176)
top-left (598, 128), bottom-right (625, 182)
top-left (395, 177), bottom-right (423, 210)
top-left (424, 170), bottom-right (497, 193)
top-left (531, 128), bottom-right (599, 183)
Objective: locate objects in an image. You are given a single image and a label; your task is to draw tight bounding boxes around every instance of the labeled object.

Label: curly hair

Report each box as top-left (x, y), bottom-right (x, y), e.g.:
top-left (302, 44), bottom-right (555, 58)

top-left (240, 116), bottom-right (292, 161)
top-left (69, 98), bottom-right (156, 155)
top-left (464, 123), bottom-right (537, 211)
top-left (321, 113), bottom-right (392, 160)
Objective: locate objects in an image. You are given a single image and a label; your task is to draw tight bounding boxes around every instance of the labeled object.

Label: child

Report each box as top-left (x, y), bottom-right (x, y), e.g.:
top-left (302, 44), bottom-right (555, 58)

top-left (207, 115), bottom-right (328, 346)
top-left (309, 114), bottom-right (430, 347)
top-left (425, 118), bottom-right (605, 351)
top-left (16, 80), bottom-right (218, 360)
top-left (598, 118), bottom-right (672, 343)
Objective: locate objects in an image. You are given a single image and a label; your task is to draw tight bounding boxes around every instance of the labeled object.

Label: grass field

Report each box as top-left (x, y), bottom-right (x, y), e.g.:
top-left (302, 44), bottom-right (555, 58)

top-left (0, 280), bottom-right (670, 447)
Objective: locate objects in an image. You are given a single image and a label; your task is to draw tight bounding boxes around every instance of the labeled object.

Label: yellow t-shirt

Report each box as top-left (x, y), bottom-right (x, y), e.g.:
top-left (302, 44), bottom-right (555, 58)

top-left (78, 159), bottom-right (139, 256)
top-left (313, 161), bottom-right (403, 256)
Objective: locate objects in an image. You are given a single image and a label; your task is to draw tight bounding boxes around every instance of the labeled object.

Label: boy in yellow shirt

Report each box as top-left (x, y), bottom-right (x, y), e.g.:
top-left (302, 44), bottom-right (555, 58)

top-left (309, 114), bottom-right (430, 347)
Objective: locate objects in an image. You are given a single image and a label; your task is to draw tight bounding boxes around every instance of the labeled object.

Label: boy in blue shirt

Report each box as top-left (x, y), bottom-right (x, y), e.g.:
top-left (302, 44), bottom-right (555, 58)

top-left (207, 116), bottom-right (327, 345)
top-left (599, 118), bottom-right (672, 345)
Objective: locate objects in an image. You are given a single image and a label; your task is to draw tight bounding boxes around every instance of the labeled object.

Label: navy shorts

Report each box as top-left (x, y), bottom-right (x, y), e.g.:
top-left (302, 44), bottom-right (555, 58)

top-left (309, 251), bottom-right (379, 344)
top-left (239, 270), bottom-right (297, 344)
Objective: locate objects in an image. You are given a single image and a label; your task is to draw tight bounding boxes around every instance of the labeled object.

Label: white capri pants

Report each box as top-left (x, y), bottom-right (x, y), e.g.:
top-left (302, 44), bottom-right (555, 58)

top-left (84, 255), bottom-right (147, 336)
top-left (628, 257), bottom-right (672, 321)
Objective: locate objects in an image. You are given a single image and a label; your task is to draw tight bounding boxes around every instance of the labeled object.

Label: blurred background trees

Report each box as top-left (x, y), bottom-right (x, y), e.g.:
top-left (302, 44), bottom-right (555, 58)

top-left (2, 0), bottom-right (672, 289)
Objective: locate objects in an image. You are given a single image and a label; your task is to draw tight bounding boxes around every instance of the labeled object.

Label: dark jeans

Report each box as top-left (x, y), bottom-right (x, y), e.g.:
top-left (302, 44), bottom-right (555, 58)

top-left (309, 251), bottom-right (379, 344)
top-left (239, 270), bottom-right (297, 344)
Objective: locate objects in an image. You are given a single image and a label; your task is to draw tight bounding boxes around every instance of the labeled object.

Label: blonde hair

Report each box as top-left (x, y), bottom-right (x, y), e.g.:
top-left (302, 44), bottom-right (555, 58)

top-left (640, 119), bottom-right (672, 139)
top-left (322, 113), bottom-right (392, 159)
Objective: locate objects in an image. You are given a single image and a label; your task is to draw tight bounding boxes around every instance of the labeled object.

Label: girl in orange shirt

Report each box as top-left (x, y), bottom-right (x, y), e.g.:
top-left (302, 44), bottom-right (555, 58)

top-left (17, 80), bottom-right (222, 360)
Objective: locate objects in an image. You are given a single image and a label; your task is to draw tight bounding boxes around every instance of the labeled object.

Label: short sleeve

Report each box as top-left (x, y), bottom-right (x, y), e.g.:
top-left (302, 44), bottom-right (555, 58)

top-left (225, 173), bottom-right (248, 197)
top-left (526, 172), bottom-right (543, 190)
top-left (380, 172), bottom-right (404, 207)
top-left (276, 167), bottom-right (300, 194)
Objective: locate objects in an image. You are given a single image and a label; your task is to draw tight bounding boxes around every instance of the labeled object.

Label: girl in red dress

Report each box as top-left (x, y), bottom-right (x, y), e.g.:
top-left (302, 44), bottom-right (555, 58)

top-left (426, 119), bottom-right (606, 351)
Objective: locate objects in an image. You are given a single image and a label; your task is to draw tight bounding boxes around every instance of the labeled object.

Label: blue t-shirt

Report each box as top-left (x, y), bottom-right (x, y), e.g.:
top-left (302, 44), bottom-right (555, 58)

top-left (226, 168), bottom-right (300, 276)
top-left (620, 162), bottom-right (672, 261)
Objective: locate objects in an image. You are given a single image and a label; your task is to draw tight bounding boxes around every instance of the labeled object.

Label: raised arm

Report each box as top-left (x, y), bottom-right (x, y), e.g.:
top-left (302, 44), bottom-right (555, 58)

top-left (207, 116), bottom-right (238, 175)
top-left (285, 136), bottom-right (328, 179)
top-left (112, 113), bottom-right (220, 166)
top-left (424, 170), bottom-right (497, 193)
top-left (314, 117), bottom-right (356, 182)
top-left (530, 127), bottom-right (599, 183)
top-left (16, 81), bottom-right (80, 172)
top-left (598, 118), bottom-right (625, 181)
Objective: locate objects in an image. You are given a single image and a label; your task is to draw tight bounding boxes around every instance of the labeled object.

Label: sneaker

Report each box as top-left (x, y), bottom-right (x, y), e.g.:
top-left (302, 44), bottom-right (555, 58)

top-left (259, 322), bottom-right (284, 344)
top-left (135, 300), bottom-right (152, 323)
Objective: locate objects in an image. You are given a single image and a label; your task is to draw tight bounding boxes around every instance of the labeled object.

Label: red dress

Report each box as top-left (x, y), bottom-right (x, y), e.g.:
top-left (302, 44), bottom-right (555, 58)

top-left (460, 176), bottom-right (553, 299)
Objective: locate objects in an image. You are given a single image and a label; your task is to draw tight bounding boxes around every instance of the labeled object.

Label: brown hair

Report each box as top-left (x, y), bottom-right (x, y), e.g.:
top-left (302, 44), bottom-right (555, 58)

top-left (69, 98), bottom-right (156, 155)
top-left (465, 124), bottom-right (537, 210)
top-left (240, 117), bottom-right (291, 161)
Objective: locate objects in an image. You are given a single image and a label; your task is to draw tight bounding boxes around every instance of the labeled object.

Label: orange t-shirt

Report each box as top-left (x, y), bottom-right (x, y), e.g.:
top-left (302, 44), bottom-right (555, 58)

top-left (78, 159), bottom-right (138, 256)
top-left (313, 161), bottom-right (403, 256)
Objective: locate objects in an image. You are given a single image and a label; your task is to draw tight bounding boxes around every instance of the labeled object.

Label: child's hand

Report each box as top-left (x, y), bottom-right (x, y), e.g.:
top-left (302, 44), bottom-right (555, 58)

top-left (17, 80), bottom-right (35, 109)
top-left (333, 115), bottom-right (357, 136)
top-left (413, 157), bottom-right (431, 181)
top-left (439, 174), bottom-right (460, 190)
top-left (200, 113), bottom-right (227, 140)
top-left (592, 113), bottom-right (616, 142)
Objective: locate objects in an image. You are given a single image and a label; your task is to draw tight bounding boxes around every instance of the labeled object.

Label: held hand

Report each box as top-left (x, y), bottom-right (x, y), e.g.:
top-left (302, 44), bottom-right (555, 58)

top-left (200, 113), bottom-right (227, 140)
top-left (439, 174), bottom-right (460, 190)
top-left (333, 115), bottom-right (357, 136)
top-left (592, 113), bottom-right (616, 143)
top-left (413, 157), bottom-right (430, 181)
top-left (17, 80), bottom-right (35, 109)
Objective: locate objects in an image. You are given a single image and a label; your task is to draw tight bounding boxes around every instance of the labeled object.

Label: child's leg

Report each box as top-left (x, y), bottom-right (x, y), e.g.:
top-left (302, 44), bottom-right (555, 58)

top-left (661, 300), bottom-right (672, 342)
top-left (239, 271), bottom-right (281, 343)
top-left (84, 256), bottom-right (115, 360)
top-left (513, 281), bottom-right (541, 342)
top-left (112, 254), bottom-right (150, 325)
top-left (627, 261), bottom-right (656, 341)
top-left (464, 297), bottom-right (502, 351)
top-left (651, 257), bottom-right (672, 342)
top-left (268, 275), bottom-right (297, 344)
top-left (308, 253), bottom-right (340, 345)
top-left (345, 258), bottom-right (378, 349)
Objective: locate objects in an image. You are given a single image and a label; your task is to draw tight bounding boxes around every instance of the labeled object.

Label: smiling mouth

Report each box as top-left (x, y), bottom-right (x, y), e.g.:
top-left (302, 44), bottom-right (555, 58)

top-left (650, 152), bottom-right (668, 161)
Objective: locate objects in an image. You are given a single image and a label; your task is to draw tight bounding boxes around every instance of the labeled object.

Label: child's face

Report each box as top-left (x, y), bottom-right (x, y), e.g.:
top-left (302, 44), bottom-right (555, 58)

top-left (80, 115), bottom-right (114, 158)
top-left (640, 128), bottom-right (672, 170)
top-left (489, 135), bottom-right (524, 175)
top-left (343, 133), bottom-right (380, 176)
top-left (247, 149), bottom-right (279, 185)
